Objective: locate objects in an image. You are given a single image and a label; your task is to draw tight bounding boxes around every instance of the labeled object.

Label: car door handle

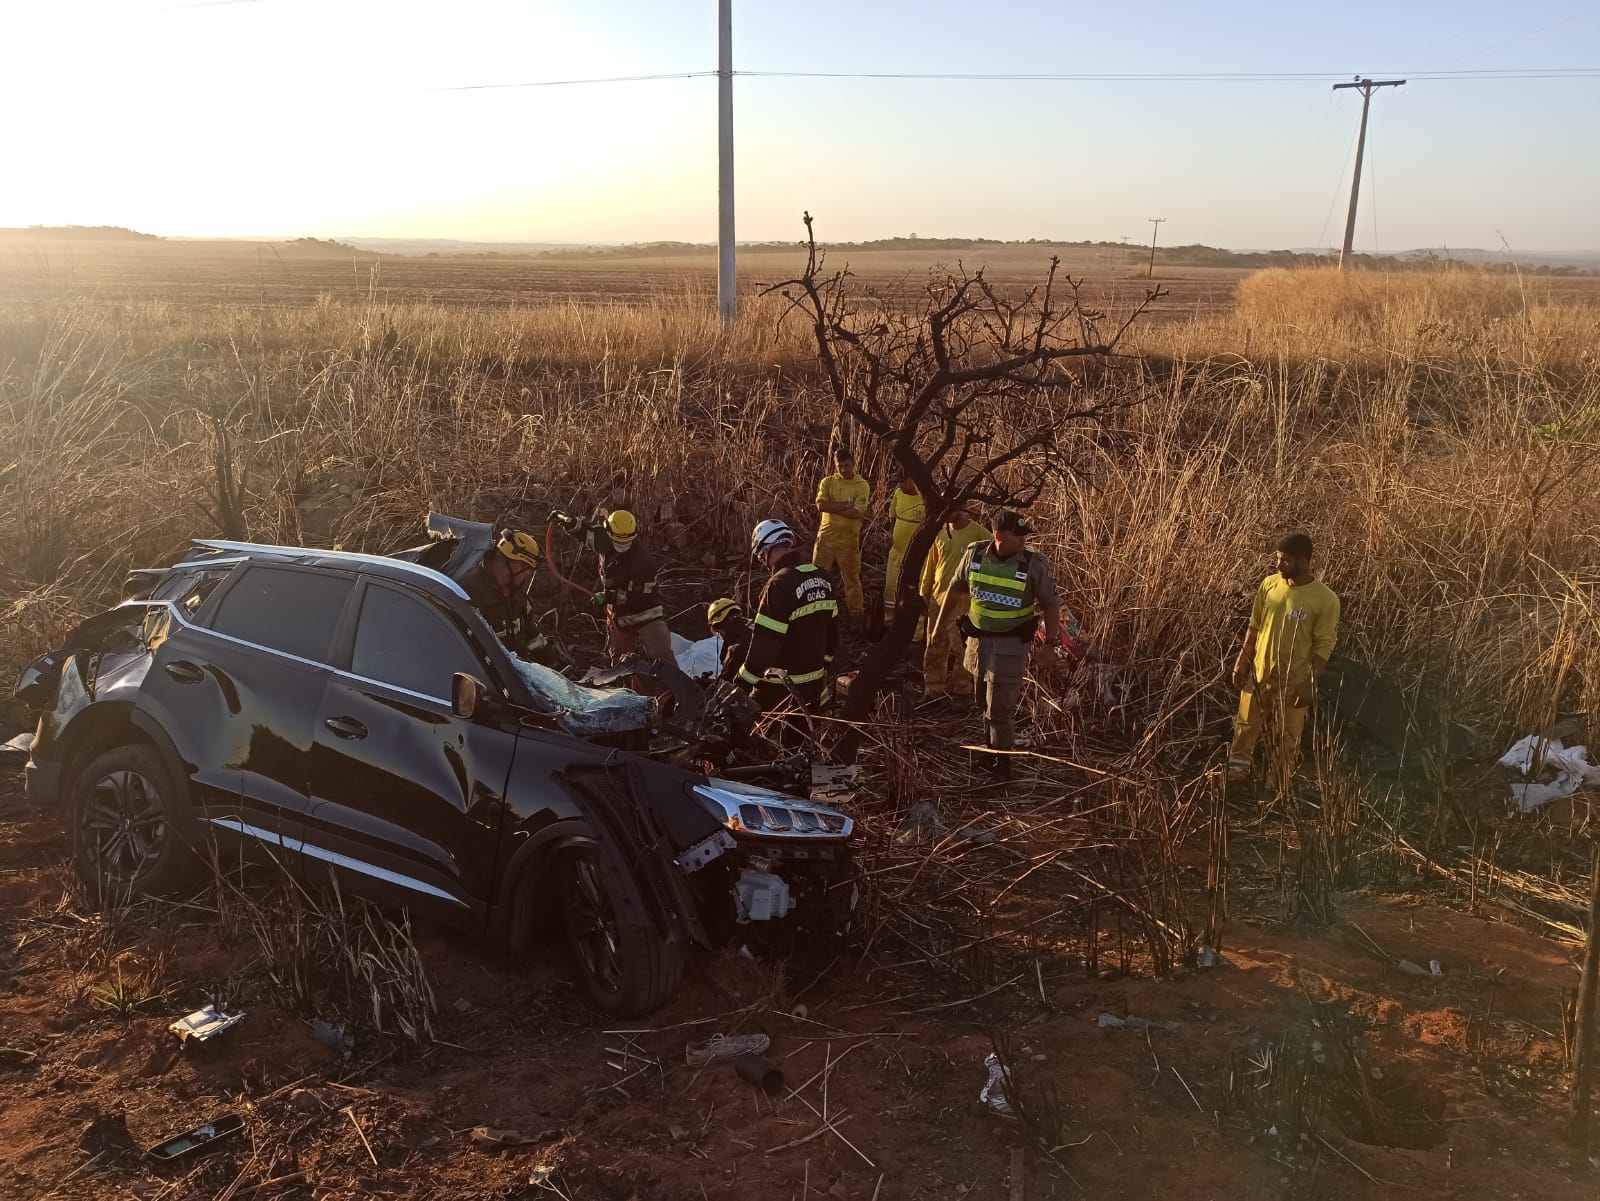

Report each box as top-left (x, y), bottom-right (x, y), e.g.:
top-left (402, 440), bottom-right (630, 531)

top-left (324, 716), bottom-right (368, 740)
top-left (163, 660), bottom-right (205, 685)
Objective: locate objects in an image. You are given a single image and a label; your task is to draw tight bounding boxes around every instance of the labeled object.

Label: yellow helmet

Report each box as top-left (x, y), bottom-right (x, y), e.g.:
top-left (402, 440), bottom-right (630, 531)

top-left (605, 509), bottom-right (638, 545)
top-left (496, 529), bottom-right (543, 568)
top-left (707, 597), bottom-right (742, 629)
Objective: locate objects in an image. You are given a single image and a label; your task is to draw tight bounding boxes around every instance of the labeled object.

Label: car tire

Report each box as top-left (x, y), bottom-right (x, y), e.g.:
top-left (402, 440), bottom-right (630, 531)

top-left (557, 848), bottom-right (684, 1017)
top-left (69, 744), bottom-right (201, 899)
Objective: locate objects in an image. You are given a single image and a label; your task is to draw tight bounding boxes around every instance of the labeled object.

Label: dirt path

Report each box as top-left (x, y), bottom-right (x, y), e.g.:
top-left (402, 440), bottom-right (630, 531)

top-left (1, 760), bottom-right (1595, 1201)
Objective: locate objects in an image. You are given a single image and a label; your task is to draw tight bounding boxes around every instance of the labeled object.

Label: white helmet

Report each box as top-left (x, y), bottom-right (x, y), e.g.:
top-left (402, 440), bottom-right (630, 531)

top-left (750, 519), bottom-right (797, 558)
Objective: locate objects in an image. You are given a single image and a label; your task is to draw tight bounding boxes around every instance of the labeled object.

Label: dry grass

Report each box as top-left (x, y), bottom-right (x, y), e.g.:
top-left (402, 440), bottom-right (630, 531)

top-left (2, 263), bottom-right (1599, 899)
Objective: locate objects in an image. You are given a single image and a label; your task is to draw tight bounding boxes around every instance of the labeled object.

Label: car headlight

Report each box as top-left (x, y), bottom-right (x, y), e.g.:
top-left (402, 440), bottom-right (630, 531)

top-left (692, 782), bottom-right (853, 838)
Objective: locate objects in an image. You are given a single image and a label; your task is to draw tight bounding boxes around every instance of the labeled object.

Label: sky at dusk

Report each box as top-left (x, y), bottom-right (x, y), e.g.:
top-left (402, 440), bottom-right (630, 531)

top-left (3, 0), bottom-right (1597, 251)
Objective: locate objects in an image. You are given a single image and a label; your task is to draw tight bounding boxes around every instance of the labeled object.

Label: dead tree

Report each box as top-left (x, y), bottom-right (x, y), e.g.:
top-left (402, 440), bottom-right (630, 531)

top-left (768, 213), bottom-right (1163, 757)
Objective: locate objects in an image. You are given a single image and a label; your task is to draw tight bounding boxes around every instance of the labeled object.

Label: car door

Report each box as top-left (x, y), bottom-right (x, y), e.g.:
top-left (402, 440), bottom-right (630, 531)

top-left (168, 563), bottom-right (354, 855)
top-left (297, 579), bottom-right (518, 928)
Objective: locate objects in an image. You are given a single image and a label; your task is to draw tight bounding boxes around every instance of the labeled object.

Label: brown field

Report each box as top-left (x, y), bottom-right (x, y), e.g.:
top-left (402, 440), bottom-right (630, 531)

top-left (3, 248), bottom-right (1600, 1200)
top-left (0, 234), bottom-right (1248, 318)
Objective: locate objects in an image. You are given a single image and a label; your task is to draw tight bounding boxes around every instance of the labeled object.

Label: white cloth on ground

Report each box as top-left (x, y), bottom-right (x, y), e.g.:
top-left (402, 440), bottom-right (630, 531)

top-left (1497, 735), bottom-right (1600, 813)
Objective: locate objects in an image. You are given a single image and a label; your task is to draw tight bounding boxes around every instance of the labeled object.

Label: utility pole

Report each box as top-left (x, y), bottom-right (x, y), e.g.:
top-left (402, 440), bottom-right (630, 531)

top-left (716, 0), bottom-right (736, 324)
top-left (1146, 218), bottom-right (1166, 278)
top-left (1332, 77), bottom-right (1404, 269)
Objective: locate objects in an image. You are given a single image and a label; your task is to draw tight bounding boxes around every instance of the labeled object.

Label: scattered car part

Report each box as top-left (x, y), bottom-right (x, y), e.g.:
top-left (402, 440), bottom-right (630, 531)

top-left (146, 1114), bottom-right (243, 1163)
top-left (169, 1006), bottom-right (244, 1044)
top-left (734, 1052), bottom-right (783, 1093)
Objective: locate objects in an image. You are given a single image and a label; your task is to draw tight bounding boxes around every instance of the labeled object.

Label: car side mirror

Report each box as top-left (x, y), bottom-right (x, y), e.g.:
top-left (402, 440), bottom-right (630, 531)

top-left (452, 672), bottom-right (494, 721)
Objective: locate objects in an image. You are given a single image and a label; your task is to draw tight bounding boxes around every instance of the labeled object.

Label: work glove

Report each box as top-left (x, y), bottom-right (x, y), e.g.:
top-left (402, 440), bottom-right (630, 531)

top-left (591, 591), bottom-right (607, 609)
top-left (549, 510), bottom-right (582, 533)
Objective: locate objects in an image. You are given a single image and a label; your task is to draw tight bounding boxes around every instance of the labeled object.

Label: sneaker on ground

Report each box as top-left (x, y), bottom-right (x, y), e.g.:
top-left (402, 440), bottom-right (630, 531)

top-left (685, 1032), bottom-right (771, 1067)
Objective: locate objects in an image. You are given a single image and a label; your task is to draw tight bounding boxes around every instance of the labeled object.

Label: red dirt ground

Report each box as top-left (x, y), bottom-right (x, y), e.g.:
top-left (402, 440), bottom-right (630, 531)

top-left (3, 757), bottom-right (1598, 1201)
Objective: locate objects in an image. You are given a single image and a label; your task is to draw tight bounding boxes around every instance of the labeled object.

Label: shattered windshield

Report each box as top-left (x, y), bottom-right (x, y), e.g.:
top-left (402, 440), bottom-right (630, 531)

top-left (510, 657), bottom-right (656, 738)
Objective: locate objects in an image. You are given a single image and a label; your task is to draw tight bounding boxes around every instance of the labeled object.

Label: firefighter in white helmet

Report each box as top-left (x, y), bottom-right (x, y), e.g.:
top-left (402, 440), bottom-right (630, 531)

top-left (737, 520), bottom-right (840, 712)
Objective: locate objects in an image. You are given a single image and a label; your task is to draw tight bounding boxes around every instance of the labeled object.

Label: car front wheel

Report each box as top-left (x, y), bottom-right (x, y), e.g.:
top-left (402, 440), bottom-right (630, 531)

top-left (558, 848), bottom-right (684, 1017)
top-left (69, 744), bottom-right (200, 899)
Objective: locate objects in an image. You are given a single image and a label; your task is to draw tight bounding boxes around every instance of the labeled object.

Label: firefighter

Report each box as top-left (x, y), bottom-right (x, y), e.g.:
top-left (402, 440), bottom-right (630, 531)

top-left (462, 529), bottom-right (557, 664)
top-left (738, 519), bottom-right (840, 712)
top-left (883, 470), bottom-right (927, 627)
top-left (812, 446), bottom-right (871, 621)
top-left (707, 597), bottom-right (752, 682)
top-left (919, 504), bottom-right (991, 701)
top-left (551, 508), bottom-right (672, 665)
top-left (934, 510), bottom-right (1065, 776)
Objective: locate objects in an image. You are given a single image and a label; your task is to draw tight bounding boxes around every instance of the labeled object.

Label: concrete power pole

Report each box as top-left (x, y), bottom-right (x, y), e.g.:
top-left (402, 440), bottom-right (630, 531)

top-left (1332, 77), bottom-right (1404, 269)
top-left (1146, 218), bottom-right (1166, 278)
top-left (717, 0), bottom-right (736, 324)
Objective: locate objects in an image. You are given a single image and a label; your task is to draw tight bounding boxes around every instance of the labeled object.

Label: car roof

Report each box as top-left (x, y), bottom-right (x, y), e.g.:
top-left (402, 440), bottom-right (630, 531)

top-left (186, 539), bottom-right (471, 601)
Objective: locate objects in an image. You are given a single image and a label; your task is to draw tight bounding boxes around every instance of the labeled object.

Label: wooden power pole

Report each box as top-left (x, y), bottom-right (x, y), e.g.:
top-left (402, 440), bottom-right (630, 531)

top-left (716, 0), bottom-right (736, 324)
top-left (1332, 77), bottom-right (1404, 269)
top-left (1146, 217), bottom-right (1166, 278)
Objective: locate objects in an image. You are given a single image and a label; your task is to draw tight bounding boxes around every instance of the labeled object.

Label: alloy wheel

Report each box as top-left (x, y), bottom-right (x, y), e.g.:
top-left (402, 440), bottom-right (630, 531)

top-left (79, 769), bottom-right (167, 887)
top-left (567, 857), bottom-right (624, 995)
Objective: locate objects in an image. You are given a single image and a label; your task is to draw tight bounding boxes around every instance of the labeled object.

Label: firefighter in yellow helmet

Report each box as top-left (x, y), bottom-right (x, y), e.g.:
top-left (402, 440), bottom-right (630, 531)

top-left (462, 528), bottom-right (557, 664)
top-left (551, 507), bottom-right (672, 665)
top-left (707, 596), bottom-right (752, 681)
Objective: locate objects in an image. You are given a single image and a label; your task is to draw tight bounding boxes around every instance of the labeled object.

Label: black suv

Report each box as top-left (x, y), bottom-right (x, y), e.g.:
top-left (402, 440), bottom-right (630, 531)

top-left (16, 534), bottom-right (857, 1016)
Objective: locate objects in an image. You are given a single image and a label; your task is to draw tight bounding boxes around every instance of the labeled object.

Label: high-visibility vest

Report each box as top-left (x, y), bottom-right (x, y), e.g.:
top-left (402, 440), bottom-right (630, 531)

top-left (966, 547), bottom-right (1038, 634)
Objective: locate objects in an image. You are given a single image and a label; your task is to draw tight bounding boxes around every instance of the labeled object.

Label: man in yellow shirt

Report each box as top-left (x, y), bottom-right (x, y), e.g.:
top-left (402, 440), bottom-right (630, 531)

top-left (919, 504), bottom-right (991, 700)
top-left (1227, 532), bottom-right (1341, 790)
top-left (883, 472), bottom-right (926, 625)
top-left (813, 446), bottom-right (871, 619)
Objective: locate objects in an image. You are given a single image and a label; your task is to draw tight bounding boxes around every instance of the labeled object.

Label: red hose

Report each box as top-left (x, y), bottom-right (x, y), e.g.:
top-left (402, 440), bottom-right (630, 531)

top-left (544, 521), bottom-right (597, 598)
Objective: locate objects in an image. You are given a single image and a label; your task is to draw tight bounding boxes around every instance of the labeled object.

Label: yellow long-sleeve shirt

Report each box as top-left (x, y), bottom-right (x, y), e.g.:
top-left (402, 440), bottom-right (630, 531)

top-left (816, 474), bottom-right (872, 538)
top-left (920, 520), bottom-right (992, 602)
top-left (1249, 573), bottom-right (1340, 686)
top-left (889, 488), bottom-right (926, 552)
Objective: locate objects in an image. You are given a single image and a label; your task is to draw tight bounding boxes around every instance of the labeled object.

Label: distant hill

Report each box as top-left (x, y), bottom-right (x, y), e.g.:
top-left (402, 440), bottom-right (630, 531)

top-left (337, 236), bottom-right (585, 257)
top-left (0, 225), bottom-right (160, 241)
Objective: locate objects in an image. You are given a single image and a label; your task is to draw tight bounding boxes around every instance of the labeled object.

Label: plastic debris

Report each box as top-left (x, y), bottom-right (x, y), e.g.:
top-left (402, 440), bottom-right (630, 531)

top-left (1096, 1013), bottom-right (1180, 1032)
top-left (734, 1052), bottom-right (784, 1093)
top-left (310, 1017), bottom-right (355, 1060)
top-left (670, 632), bottom-right (724, 680)
top-left (1195, 944), bottom-right (1219, 969)
top-left (1498, 734), bottom-right (1600, 812)
top-left (1, 731), bottom-right (34, 756)
top-left (170, 1006), bottom-right (244, 1044)
top-left (979, 1051), bottom-right (1016, 1118)
top-left (1429, 959), bottom-right (1443, 976)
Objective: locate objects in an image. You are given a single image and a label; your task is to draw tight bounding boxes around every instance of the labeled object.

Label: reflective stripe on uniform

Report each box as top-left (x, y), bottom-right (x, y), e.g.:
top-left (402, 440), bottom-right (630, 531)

top-left (795, 563), bottom-right (818, 573)
top-left (786, 668), bottom-right (825, 684)
top-left (755, 613), bottom-right (790, 634)
top-left (790, 599), bottom-right (838, 620)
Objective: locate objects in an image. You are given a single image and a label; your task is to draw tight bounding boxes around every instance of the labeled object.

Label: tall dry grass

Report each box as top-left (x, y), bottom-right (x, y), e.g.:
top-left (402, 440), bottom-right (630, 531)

top-left (1, 267), bottom-right (1597, 808)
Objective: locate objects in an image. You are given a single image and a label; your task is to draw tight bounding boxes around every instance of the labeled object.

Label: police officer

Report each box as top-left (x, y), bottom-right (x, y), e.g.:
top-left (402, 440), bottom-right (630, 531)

top-left (934, 510), bottom-right (1065, 775)
top-left (737, 520), bottom-right (840, 712)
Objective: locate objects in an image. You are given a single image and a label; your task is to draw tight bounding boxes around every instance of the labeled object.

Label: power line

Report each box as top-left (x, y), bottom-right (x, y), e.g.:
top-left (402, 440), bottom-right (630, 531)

top-left (410, 71), bottom-right (717, 94)
top-left (398, 65), bottom-right (1598, 94)
top-left (735, 67), bottom-right (1600, 82)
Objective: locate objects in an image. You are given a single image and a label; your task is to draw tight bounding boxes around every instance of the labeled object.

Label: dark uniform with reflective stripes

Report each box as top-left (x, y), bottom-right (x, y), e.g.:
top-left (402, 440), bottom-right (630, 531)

top-left (578, 525), bottom-right (672, 664)
top-left (738, 548), bottom-right (839, 710)
top-left (958, 541), bottom-right (1058, 751)
top-left (462, 565), bottom-right (554, 664)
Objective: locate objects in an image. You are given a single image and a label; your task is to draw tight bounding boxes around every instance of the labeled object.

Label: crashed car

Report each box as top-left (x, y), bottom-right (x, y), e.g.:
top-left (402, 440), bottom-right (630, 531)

top-left (15, 533), bottom-right (858, 1016)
